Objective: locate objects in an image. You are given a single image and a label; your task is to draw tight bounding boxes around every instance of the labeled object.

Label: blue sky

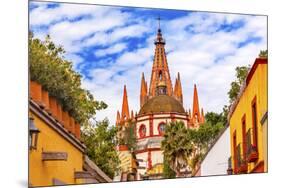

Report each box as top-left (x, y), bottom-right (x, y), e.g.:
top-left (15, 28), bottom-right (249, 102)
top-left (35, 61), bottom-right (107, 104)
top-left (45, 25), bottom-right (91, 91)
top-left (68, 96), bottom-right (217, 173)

top-left (29, 1), bottom-right (267, 125)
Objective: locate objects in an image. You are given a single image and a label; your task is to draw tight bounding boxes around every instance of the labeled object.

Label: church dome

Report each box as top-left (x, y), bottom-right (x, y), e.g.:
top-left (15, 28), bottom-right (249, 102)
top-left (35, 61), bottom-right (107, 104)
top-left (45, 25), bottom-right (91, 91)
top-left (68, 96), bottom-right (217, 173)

top-left (139, 95), bottom-right (185, 115)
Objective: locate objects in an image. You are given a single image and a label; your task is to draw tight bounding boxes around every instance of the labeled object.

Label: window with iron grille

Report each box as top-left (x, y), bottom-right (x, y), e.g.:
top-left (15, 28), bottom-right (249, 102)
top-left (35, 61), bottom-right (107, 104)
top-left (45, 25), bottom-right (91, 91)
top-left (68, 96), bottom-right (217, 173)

top-left (252, 97), bottom-right (258, 150)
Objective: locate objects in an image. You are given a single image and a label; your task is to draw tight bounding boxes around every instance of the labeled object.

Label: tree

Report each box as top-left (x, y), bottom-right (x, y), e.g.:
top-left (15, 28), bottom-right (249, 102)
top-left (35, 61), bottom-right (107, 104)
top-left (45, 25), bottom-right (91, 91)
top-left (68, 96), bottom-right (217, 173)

top-left (189, 122), bottom-right (223, 156)
top-left (188, 122), bottom-right (224, 172)
top-left (204, 66), bottom-right (252, 129)
top-left (163, 155), bottom-right (176, 179)
top-left (259, 50), bottom-right (268, 58)
top-left (161, 121), bottom-right (193, 176)
top-left (222, 105), bottom-right (229, 124)
top-left (227, 66), bottom-right (251, 103)
top-left (161, 120), bottom-right (224, 176)
top-left (225, 50), bottom-right (267, 118)
top-left (205, 112), bottom-right (227, 126)
top-left (117, 120), bottom-right (137, 151)
top-left (82, 119), bottom-right (120, 179)
top-left (29, 33), bottom-right (118, 179)
top-left (29, 33), bottom-right (107, 125)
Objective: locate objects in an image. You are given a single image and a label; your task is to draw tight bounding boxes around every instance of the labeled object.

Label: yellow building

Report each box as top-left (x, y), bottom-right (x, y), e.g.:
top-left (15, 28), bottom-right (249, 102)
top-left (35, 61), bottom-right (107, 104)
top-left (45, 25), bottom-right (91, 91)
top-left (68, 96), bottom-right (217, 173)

top-left (115, 145), bottom-right (139, 181)
top-left (228, 57), bottom-right (267, 174)
top-left (29, 81), bottom-right (112, 186)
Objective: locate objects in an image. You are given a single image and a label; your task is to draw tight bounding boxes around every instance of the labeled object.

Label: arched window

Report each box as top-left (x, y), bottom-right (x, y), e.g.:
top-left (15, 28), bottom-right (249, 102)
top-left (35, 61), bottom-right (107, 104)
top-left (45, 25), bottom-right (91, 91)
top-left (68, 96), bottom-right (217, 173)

top-left (158, 122), bottom-right (166, 135)
top-left (194, 114), bottom-right (198, 123)
top-left (159, 71), bottom-right (162, 80)
top-left (139, 124), bottom-right (146, 138)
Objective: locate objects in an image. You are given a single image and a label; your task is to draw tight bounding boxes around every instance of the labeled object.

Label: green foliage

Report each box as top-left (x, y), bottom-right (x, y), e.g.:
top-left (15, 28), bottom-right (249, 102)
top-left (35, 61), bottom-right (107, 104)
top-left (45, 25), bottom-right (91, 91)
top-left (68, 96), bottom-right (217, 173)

top-left (222, 105), bottom-right (229, 124)
top-left (190, 153), bottom-right (203, 171)
top-left (236, 66), bottom-right (250, 85)
top-left (29, 33), bottom-right (107, 124)
top-left (161, 121), bottom-right (193, 175)
top-left (259, 50), bottom-right (268, 58)
top-left (227, 66), bottom-right (251, 103)
top-left (163, 155), bottom-right (176, 179)
top-left (190, 122), bottom-right (223, 151)
top-left (118, 121), bottom-right (137, 151)
top-left (82, 119), bottom-right (120, 179)
top-left (205, 111), bottom-right (227, 126)
top-left (161, 120), bottom-right (224, 175)
top-left (188, 122), bottom-right (224, 171)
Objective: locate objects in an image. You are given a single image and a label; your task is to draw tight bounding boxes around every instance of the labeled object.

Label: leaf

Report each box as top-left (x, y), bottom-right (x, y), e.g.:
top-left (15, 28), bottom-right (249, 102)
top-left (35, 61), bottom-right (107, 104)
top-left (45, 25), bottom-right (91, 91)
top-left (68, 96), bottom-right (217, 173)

top-left (29, 34), bottom-right (107, 125)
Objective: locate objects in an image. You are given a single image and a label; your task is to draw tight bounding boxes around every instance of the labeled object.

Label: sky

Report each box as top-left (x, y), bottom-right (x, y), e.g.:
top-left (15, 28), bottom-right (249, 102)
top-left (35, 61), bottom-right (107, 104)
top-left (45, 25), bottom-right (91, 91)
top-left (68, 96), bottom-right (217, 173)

top-left (29, 1), bottom-right (267, 125)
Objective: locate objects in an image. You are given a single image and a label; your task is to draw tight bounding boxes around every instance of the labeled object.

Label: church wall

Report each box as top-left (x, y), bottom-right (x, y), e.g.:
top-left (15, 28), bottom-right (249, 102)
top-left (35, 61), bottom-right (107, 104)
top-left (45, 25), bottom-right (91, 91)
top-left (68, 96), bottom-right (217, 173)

top-left (153, 114), bottom-right (166, 118)
top-left (135, 152), bottom-right (148, 175)
top-left (137, 115), bottom-right (148, 121)
top-left (135, 150), bottom-right (164, 177)
top-left (153, 117), bottom-right (171, 135)
top-left (136, 118), bottom-right (149, 139)
top-left (136, 114), bottom-right (189, 138)
top-left (116, 25), bottom-right (207, 180)
top-left (151, 150), bottom-right (164, 166)
top-left (174, 115), bottom-right (188, 127)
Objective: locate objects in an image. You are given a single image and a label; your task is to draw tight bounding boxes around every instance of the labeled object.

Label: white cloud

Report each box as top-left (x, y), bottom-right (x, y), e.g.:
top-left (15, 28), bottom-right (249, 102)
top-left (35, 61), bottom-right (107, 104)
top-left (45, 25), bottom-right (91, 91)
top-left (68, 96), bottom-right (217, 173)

top-left (30, 3), bottom-right (267, 125)
top-left (83, 22), bottom-right (151, 48)
top-left (65, 53), bottom-right (84, 69)
top-left (30, 2), bottom-right (112, 26)
top-left (94, 43), bottom-right (127, 57)
top-left (31, 2), bottom-right (131, 53)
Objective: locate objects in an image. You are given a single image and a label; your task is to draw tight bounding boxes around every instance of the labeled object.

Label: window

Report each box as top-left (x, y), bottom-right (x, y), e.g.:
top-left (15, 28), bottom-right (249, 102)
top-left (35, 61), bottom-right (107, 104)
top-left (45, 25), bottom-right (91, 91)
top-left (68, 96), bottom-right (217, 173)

top-left (158, 122), bottom-right (165, 135)
top-left (139, 124), bottom-right (146, 138)
top-left (159, 71), bottom-right (162, 80)
top-left (242, 115), bottom-right (246, 159)
top-left (233, 131), bottom-right (237, 173)
top-left (252, 97), bottom-right (258, 149)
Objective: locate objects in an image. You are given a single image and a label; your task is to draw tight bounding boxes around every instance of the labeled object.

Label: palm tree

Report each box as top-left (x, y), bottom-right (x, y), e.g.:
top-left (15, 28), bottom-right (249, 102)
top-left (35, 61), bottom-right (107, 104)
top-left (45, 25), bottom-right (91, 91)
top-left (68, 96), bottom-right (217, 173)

top-left (161, 121), bottom-right (193, 177)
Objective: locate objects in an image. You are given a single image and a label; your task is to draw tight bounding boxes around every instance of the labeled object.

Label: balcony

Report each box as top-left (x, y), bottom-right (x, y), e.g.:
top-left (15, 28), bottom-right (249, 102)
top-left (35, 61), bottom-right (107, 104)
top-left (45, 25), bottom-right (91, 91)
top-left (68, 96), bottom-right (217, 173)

top-left (227, 157), bottom-right (233, 175)
top-left (236, 143), bottom-right (247, 174)
top-left (246, 128), bottom-right (259, 163)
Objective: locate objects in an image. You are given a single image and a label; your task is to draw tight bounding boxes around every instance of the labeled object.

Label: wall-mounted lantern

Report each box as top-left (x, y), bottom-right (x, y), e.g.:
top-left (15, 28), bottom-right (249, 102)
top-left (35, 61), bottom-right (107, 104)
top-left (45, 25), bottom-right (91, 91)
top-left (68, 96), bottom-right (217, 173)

top-left (29, 117), bottom-right (40, 150)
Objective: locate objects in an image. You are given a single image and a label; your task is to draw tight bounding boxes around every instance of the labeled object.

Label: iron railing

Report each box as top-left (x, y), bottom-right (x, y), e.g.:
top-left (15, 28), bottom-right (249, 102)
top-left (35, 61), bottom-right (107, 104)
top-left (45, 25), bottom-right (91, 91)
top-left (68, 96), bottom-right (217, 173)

top-left (236, 143), bottom-right (247, 173)
top-left (246, 128), bottom-right (258, 162)
top-left (227, 156), bottom-right (233, 175)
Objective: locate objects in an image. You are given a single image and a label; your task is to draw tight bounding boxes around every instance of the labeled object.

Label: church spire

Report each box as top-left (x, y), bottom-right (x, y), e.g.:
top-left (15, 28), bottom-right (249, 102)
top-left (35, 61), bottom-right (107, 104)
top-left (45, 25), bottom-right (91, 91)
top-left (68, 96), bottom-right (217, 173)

top-left (140, 72), bottom-right (148, 108)
top-left (157, 16), bottom-right (161, 32)
top-left (176, 73), bottom-right (183, 104)
top-left (192, 84), bottom-right (201, 122)
top-left (201, 108), bottom-right (205, 123)
top-left (173, 73), bottom-right (183, 104)
top-left (174, 77), bottom-right (178, 97)
top-left (121, 85), bottom-right (130, 121)
top-left (116, 110), bottom-right (121, 125)
top-left (131, 110), bottom-right (134, 119)
top-left (148, 18), bottom-right (172, 98)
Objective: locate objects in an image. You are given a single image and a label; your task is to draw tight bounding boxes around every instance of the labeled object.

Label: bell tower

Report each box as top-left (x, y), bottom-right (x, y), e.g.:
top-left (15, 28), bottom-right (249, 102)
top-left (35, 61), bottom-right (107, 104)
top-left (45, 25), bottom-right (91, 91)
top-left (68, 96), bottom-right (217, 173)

top-left (148, 17), bottom-right (173, 99)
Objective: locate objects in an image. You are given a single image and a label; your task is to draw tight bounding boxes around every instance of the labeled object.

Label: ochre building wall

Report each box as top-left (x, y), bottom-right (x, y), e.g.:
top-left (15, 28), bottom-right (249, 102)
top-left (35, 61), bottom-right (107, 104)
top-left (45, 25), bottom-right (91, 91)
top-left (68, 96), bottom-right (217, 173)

top-left (29, 111), bottom-right (84, 186)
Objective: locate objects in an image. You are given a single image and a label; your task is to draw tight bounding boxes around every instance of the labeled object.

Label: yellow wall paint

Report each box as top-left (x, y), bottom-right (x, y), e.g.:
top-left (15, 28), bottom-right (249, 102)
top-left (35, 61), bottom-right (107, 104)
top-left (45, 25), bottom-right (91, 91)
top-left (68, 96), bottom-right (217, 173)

top-left (118, 150), bottom-right (132, 173)
top-left (29, 111), bottom-right (84, 186)
top-left (118, 149), bottom-right (139, 174)
top-left (147, 164), bottom-right (163, 175)
top-left (262, 119), bottom-right (268, 172)
top-left (229, 62), bottom-right (267, 173)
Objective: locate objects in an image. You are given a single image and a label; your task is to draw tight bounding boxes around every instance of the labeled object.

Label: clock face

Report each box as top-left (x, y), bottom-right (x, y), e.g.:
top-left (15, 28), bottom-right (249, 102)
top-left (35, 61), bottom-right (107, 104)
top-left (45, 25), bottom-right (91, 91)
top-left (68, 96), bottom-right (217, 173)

top-left (139, 125), bottom-right (146, 138)
top-left (158, 123), bottom-right (165, 135)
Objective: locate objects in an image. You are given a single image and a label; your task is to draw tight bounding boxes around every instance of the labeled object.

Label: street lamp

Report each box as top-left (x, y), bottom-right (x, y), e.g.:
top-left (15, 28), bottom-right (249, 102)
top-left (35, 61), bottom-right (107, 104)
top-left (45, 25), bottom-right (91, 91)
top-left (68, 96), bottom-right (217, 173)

top-left (29, 117), bottom-right (40, 150)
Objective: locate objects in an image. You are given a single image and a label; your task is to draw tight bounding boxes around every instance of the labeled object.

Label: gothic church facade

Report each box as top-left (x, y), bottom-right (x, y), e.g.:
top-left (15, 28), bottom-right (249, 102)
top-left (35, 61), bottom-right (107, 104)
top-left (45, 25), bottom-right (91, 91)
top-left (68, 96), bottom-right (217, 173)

top-left (116, 26), bottom-right (205, 179)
